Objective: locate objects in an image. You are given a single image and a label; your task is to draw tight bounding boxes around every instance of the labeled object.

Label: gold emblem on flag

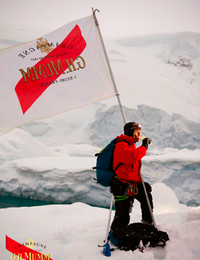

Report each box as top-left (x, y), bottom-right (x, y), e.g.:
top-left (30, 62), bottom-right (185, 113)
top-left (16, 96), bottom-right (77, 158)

top-left (26, 238), bottom-right (35, 249)
top-left (36, 37), bottom-right (54, 54)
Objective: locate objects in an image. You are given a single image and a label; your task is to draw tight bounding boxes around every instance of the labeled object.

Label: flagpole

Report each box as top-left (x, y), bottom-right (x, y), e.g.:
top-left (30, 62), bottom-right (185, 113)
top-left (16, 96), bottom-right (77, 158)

top-left (92, 10), bottom-right (126, 255)
top-left (92, 8), bottom-right (127, 125)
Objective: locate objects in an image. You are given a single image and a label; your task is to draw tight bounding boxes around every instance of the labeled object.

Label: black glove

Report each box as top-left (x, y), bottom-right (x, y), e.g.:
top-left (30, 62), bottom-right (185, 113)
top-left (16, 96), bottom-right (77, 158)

top-left (142, 138), bottom-right (152, 150)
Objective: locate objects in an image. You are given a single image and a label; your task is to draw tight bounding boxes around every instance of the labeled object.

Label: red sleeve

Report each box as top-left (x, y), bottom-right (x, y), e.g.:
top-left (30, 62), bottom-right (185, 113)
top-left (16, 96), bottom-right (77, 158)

top-left (114, 142), bottom-right (146, 165)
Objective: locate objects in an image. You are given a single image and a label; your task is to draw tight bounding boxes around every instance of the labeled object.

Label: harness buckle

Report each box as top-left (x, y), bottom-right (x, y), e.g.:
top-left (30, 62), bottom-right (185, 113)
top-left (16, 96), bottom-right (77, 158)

top-left (127, 182), bottom-right (138, 196)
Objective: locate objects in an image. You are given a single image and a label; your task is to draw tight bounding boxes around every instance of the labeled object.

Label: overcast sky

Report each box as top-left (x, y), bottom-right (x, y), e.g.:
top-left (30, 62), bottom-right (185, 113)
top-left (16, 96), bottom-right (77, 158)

top-left (0, 0), bottom-right (200, 40)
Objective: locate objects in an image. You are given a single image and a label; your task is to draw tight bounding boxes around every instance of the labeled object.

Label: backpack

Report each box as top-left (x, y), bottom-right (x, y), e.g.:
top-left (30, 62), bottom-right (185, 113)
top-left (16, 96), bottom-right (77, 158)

top-left (111, 222), bottom-right (169, 251)
top-left (93, 138), bottom-right (127, 187)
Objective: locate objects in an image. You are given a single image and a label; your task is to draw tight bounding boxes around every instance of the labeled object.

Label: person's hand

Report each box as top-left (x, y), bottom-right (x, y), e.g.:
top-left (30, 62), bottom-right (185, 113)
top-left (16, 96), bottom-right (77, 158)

top-left (142, 138), bottom-right (152, 150)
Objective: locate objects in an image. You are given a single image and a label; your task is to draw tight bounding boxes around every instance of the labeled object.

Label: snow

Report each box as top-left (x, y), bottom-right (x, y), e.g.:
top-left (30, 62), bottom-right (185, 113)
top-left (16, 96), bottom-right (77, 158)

top-left (0, 0), bottom-right (200, 259)
top-left (1, 184), bottom-right (200, 260)
top-left (109, 34), bottom-right (200, 122)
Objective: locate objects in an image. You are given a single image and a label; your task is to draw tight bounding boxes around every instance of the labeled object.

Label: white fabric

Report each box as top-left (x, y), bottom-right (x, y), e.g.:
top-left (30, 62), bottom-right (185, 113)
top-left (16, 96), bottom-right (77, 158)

top-left (0, 16), bottom-right (116, 133)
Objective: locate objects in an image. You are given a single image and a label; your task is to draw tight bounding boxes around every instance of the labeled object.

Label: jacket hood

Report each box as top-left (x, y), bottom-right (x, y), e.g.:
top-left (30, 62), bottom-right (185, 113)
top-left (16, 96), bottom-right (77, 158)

top-left (116, 134), bottom-right (135, 145)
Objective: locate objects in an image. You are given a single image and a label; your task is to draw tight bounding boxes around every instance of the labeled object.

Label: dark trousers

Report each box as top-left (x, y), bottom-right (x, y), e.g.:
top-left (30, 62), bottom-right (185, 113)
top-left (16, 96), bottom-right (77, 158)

top-left (110, 178), bottom-right (153, 231)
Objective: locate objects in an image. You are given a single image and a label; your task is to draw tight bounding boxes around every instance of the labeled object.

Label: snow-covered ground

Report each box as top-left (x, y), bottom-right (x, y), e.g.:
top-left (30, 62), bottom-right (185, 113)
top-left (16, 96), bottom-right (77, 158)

top-left (1, 184), bottom-right (200, 260)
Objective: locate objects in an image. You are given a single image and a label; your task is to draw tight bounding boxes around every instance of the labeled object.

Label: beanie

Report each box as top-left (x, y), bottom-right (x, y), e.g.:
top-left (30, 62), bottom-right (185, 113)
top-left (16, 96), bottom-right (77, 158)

top-left (124, 122), bottom-right (141, 136)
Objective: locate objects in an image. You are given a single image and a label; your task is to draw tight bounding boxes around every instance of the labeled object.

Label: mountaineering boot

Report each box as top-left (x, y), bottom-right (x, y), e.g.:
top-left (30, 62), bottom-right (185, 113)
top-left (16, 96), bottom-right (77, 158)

top-left (108, 230), bottom-right (121, 247)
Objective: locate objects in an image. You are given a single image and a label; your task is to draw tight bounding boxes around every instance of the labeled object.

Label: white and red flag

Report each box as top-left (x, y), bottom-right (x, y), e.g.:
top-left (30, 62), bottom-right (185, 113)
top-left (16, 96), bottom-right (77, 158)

top-left (0, 15), bottom-right (116, 133)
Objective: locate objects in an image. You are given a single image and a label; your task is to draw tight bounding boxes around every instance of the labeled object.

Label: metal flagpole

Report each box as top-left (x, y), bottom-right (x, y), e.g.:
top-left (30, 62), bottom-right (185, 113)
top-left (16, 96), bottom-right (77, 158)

top-left (140, 175), bottom-right (157, 228)
top-left (92, 8), bottom-right (127, 125)
top-left (92, 10), bottom-right (126, 254)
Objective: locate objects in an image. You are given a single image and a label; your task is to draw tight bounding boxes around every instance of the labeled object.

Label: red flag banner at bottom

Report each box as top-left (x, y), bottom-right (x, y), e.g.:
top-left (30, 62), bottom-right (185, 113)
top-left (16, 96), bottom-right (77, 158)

top-left (6, 236), bottom-right (53, 260)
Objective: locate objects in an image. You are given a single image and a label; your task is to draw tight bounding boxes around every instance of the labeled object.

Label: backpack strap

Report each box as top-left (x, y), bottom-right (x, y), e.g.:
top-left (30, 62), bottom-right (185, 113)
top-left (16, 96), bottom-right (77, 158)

top-left (112, 139), bottom-right (130, 173)
top-left (113, 162), bottom-right (123, 172)
top-left (112, 140), bottom-right (138, 200)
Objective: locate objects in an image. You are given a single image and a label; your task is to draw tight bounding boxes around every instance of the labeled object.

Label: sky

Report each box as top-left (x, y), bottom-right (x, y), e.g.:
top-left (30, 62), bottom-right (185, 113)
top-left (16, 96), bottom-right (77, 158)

top-left (0, 0), bottom-right (200, 43)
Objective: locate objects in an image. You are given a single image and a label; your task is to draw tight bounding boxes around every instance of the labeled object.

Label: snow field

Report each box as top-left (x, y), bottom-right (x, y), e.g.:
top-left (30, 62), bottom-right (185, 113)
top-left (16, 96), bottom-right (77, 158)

top-left (0, 184), bottom-right (200, 260)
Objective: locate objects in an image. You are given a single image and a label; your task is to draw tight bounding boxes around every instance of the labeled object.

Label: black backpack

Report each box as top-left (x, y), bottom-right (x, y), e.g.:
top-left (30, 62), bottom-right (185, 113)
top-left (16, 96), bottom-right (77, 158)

top-left (112, 222), bottom-right (169, 251)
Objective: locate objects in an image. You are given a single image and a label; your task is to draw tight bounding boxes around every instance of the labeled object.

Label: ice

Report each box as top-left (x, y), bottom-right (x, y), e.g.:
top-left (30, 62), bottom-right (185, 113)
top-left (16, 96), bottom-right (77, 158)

top-left (0, 132), bottom-right (199, 206)
top-left (88, 105), bottom-right (200, 149)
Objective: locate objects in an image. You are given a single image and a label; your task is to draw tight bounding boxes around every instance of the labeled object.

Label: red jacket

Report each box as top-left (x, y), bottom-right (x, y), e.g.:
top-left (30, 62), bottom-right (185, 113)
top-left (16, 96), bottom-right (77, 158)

top-left (113, 134), bottom-right (147, 182)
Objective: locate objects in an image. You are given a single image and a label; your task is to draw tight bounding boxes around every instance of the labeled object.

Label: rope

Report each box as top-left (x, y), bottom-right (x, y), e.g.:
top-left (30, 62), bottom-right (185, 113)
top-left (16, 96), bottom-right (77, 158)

top-left (114, 195), bottom-right (129, 201)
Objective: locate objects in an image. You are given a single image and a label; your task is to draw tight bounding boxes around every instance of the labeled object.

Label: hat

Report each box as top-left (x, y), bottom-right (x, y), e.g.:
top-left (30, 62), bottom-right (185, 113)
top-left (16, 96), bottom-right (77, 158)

top-left (124, 122), bottom-right (141, 136)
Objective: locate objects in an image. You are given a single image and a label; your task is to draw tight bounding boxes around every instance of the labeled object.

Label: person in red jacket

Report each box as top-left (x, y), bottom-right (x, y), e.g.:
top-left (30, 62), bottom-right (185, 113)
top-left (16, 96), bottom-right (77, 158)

top-left (110, 122), bottom-right (153, 232)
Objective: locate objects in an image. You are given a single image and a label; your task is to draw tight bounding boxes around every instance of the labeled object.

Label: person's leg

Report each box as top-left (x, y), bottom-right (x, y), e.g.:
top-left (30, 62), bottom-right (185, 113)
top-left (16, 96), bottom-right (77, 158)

top-left (135, 182), bottom-right (153, 223)
top-left (111, 197), bottom-right (132, 231)
top-left (110, 178), bottom-right (133, 231)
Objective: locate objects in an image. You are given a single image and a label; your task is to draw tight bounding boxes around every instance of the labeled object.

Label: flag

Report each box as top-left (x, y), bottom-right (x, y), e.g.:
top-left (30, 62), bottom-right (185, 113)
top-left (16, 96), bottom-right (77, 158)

top-left (0, 15), bottom-right (116, 133)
